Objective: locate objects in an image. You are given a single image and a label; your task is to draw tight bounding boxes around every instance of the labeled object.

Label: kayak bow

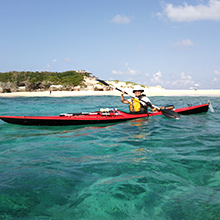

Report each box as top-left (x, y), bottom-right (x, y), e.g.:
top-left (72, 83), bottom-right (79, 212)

top-left (0, 103), bottom-right (209, 126)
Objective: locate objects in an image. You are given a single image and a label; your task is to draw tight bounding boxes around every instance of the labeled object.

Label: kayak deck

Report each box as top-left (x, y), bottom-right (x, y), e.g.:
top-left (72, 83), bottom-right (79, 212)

top-left (0, 111), bottom-right (151, 126)
top-left (0, 103), bottom-right (209, 126)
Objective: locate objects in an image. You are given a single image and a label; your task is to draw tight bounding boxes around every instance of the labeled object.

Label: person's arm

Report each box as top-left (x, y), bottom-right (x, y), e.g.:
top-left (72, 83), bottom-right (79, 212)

top-left (121, 91), bottom-right (130, 104)
top-left (151, 104), bottom-right (160, 110)
top-left (142, 97), bottom-right (160, 110)
top-left (147, 102), bottom-right (154, 109)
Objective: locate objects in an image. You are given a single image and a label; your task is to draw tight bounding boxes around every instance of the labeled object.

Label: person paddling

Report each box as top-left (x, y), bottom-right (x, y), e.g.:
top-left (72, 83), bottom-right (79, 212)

top-left (121, 85), bottom-right (158, 113)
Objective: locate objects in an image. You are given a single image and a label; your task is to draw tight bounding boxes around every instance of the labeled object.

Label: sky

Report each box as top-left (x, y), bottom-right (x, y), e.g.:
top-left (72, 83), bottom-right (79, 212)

top-left (0, 0), bottom-right (220, 89)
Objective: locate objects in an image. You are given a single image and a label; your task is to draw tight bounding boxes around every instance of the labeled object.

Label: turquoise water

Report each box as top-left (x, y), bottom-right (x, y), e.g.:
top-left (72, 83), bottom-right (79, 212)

top-left (0, 96), bottom-right (220, 220)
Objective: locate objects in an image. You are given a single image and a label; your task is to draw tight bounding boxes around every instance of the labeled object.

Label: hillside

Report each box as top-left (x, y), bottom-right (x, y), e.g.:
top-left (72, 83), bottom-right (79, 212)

top-left (0, 70), bottom-right (154, 93)
top-left (0, 70), bottom-right (91, 93)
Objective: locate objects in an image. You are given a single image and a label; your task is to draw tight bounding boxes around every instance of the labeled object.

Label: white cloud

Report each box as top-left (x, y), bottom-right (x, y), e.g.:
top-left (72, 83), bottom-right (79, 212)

top-left (170, 72), bottom-right (194, 86)
top-left (63, 58), bottom-right (75, 63)
top-left (214, 70), bottom-right (220, 75)
top-left (112, 70), bottom-right (124, 75)
top-left (156, 12), bottom-right (163, 19)
top-left (173, 39), bottom-right (194, 47)
top-left (213, 70), bottom-right (220, 84)
top-left (111, 63), bottom-right (140, 77)
top-left (212, 77), bottom-right (218, 82)
top-left (162, 0), bottom-right (220, 22)
top-left (125, 63), bottom-right (140, 76)
top-left (212, 77), bottom-right (219, 83)
top-left (149, 72), bottom-right (194, 88)
top-left (151, 71), bottom-right (163, 84)
top-left (111, 14), bottom-right (131, 24)
top-left (45, 59), bottom-right (57, 70)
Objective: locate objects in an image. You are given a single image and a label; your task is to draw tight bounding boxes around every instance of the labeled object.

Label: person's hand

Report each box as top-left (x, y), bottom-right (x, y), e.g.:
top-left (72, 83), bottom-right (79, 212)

top-left (152, 105), bottom-right (161, 111)
top-left (152, 108), bottom-right (158, 112)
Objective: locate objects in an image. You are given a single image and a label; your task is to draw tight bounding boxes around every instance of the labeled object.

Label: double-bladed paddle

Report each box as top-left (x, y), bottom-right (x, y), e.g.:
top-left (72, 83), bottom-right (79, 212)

top-left (96, 79), bottom-right (180, 119)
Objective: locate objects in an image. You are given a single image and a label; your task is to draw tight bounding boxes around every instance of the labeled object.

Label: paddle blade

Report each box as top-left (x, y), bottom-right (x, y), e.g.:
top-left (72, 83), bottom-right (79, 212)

top-left (96, 79), bottom-right (129, 94)
top-left (161, 109), bottom-right (180, 119)
top-left (208, 101), bottom-right (214, 113)
top-left (96, 79), bottom-right (110, 87)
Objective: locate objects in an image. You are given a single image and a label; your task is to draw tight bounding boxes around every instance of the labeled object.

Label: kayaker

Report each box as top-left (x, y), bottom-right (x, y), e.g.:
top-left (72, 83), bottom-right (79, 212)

top-left (121, 85), bottom-right (158, 113)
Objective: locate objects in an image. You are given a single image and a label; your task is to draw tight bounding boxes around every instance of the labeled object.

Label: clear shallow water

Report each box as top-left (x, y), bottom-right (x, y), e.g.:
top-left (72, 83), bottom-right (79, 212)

top-left (0, 96), bottom-right (220, 220)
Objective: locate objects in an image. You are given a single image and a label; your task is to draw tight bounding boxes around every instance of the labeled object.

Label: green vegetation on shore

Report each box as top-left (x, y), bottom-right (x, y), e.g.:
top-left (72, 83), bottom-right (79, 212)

top-left (0, 70), bottom-right (91, 86)
top-left (0, 71), bottom-right (91, 92)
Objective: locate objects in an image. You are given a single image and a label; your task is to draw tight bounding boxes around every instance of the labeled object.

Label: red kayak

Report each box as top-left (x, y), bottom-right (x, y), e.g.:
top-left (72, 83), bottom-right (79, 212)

top-left (0, 103), bottom-right (209, 126)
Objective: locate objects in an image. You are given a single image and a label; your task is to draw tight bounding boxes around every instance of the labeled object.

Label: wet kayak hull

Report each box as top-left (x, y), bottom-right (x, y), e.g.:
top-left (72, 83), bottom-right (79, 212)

top-left (0, 103), bottom-right (209, 126)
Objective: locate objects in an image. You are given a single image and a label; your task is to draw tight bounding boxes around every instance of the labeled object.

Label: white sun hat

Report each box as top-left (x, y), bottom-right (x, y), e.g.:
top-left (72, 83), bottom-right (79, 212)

top-left (132, 85), bottom-right (144, 93)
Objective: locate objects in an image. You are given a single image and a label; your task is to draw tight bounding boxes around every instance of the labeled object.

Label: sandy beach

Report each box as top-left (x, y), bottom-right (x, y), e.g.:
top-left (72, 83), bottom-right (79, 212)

top-left (0, 89), bottom-right (220, 97)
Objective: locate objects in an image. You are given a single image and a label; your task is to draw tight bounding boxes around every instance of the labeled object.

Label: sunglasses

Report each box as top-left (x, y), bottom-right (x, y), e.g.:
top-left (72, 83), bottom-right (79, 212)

top-left (133, 90), bottom-right (142, 92)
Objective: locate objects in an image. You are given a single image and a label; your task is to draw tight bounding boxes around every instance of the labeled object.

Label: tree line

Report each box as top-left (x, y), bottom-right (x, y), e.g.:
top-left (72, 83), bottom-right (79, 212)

top-left (0, 70), bottom-right (91, 87)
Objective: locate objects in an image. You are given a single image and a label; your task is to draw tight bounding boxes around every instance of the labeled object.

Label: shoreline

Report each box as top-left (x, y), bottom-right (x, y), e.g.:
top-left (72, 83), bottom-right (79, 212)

top-left (0, 89), bottom-right (220, 97)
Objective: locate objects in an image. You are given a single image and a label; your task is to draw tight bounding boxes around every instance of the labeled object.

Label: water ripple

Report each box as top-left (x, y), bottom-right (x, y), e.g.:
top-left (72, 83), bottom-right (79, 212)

top-left (0, 97), bottom-right (220, 219)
